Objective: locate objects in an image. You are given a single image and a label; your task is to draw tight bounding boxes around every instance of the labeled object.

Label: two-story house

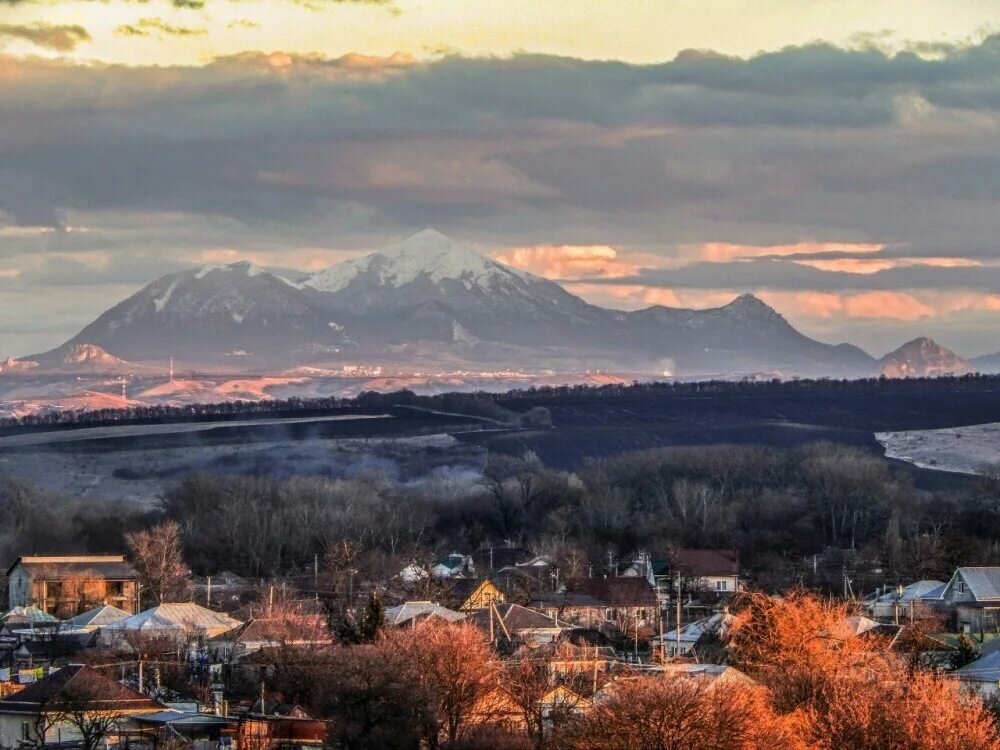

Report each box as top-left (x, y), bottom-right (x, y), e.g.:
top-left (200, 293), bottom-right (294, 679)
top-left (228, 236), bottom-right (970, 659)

top-left (6, 556), bottom-right (140, 616)
top-left (936, 567), bottom-right (1000, 634)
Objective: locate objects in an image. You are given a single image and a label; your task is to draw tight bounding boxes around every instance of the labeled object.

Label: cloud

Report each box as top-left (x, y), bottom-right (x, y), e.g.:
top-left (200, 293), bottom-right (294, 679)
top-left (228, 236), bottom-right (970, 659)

top-left (0, 23), bottom-right (90, 52)
top-left (115, 19), bottom-right (208, 38)
top-left (794, 256), bottom-right (983, 274)
top-left (679, 241), bottom-right (886, 263)
top-left (1, 37), bottom-right (1000, 353)
top-left (493, 245), bottom-right (663, 280)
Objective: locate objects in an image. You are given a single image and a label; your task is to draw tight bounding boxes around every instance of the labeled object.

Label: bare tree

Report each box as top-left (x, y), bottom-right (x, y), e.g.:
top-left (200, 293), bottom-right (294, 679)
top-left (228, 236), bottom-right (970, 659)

top-left (126, 521), bottom-right (191, 604)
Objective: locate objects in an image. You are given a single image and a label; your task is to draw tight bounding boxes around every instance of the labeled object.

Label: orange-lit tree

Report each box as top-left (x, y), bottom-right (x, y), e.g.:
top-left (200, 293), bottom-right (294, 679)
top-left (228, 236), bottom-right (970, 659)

top-left (380, 620), bottom-right (499, 744)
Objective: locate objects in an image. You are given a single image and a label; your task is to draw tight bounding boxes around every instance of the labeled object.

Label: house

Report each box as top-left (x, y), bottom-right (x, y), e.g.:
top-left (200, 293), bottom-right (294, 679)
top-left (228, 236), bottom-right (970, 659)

top-left (467, 604), bottom-right (566, 645)
top-left (0, 663), bottom-right (164, 749)
top-left (0, 607), bottom-right (58, 635)
top-left (622, 549), bottom-right (741, 596)
top-left (529, 591), bottom-right (613, 630)
top-left (6, 606), bottom-right (132, 662)
top-left (446, 578), bottom-right (505, 613)
top-left (654, 663), bottom-right (756, 686)
top-left (559, 578), bottom-right (659, 630)
top-left (866, 580), bottom-right (945, 622)
top-left (238, 704), bottom-right (327, 749)
top-left (129, 709), bottom-right (237, 750)
top-left (652, 611), bottom-right (734, 658)
top-left (954, 650), bottom-right (1000, 699)
top-left (671, 550), bottom-right (741, 594)
top-left (382, 601), bottom-right (465, 628)
top-left (98, 603), bottom-right (243, 649)
top-left (64, 604), bottom-right (132, 632)
top-left (431, 553), bottom-right (473, 579)
top-left (470, 546), bottom-right (534, 575)
top-left (6, 556), bottom-right (140, 616)
top-left (209, 615), bottom-right (332, 662)
top-left (397, 564), bottom-right (429, 586)
top-left (937, 567), bottom-right (1000, 633)
top-left (470, 684), bottom-right (588, 735)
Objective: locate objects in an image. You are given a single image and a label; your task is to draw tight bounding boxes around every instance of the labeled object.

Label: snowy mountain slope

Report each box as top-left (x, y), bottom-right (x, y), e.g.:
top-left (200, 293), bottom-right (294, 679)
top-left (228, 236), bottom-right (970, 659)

top-left (31, 230), bottom-right (882, 376)
top-left (302, 229), bottom-right (617, 348)
top-left (41, 262), bottom-right (345, 363)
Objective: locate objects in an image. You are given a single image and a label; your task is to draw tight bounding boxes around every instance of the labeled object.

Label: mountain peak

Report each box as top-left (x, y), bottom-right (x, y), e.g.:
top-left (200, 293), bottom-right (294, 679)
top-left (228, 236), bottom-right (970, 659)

top-left (880, 337), bottom-right (973, 378)
top-left (303, 229), bottom-right (527, 293)
top-left (193, 260), bottom-right (266, 280)
top-left (722, 293), bottom-right (782, 319)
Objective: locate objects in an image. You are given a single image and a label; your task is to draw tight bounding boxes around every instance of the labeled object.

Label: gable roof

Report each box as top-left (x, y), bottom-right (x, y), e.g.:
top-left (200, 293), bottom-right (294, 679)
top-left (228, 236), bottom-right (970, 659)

top-left (672, 549), bottom-right (740, 578)
top-left (101, 603), bottom-right (243, 634)
top-left (8, 556), bottom-right (137, 580)
top-left (66, 604), bottom-right (132, 630)
top-left (871, 580), bottom-right (945, 604)
top-left (383, 601), bottom-right (465, 627)
top-left (433, 553), bottom-right (467, 571)
top-left (658, 663), bottom-right (757, 686)
top-left (947, 568), bottom-right (1000, 601)
top-left (211, 615), bottom-right (329, 644)
top-left (468, 604), bottom-right (562, 632)
top-left (0, 664), bottom-right (163, 714)
top-left (0, 606), bottom-right (59, 625)
top-left (657, 612), bottom-right (734, 644)
top-left (955, 649), bottom-right (1000, 682)
top-left (564, 578), bottom-right (658, 607)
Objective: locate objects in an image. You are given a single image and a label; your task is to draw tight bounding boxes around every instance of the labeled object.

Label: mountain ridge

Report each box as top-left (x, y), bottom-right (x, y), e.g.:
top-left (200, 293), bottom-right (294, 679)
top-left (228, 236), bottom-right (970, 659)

top-left (13, 229), bottom-right (966, 380)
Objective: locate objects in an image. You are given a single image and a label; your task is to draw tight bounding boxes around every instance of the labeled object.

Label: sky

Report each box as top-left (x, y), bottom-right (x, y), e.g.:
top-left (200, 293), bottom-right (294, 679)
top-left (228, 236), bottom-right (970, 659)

top-left (1, 0), bottom-right (1000, 358)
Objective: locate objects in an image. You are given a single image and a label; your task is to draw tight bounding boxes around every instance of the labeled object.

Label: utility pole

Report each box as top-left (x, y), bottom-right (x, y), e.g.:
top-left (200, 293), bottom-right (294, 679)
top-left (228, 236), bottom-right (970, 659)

top-left (314, 554), bottom-right (319, 603)
top-left (207, 576), bottom-right (212, 607)
top-left (657, 582), bottom-right (665, 664)
top-left (675, 572), bottom-right (682, 658)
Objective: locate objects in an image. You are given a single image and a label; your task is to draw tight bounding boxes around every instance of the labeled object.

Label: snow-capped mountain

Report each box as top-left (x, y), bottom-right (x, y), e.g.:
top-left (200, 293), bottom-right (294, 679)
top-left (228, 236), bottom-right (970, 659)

top-left (25, 230), bottom-right (886, 377)
top-left (879, 338), bottom-right (973, 378)
top-left (302, 229), bottom-right (614, 348)
top-left (40, 261), bottom-right (346, 364)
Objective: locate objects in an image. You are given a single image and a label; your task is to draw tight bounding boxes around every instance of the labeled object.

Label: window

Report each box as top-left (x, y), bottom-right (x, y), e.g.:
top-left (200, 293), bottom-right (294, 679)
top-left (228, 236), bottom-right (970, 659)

top-left (716, 580), bottom-right (728, 591)
top-left (21, 722), bottom-right (30, 741)
top-left (957, 580), bottom-right (965, 593)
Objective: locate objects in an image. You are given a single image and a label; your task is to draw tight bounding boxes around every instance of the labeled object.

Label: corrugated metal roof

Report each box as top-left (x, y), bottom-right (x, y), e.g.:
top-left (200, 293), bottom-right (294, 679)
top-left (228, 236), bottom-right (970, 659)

top-left (67, 605), bottom-right (132, 629)
top-left (873, 580), bottom-right (945, 604)
top-left (957, 568), bottom-right (1000, 601)
top-left (383, 601), bottom-right (465, 626)
top-left (955, 650), bottom-right (1000, 682)
top-left (0, 606), bottom-right (58, 625)
top-left (102, 603), bottom-right (243, 634)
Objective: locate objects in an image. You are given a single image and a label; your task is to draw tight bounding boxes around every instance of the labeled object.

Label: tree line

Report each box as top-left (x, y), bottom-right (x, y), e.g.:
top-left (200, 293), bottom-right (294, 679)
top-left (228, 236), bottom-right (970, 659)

top-left (3, 439), bottom-right (1000, 596)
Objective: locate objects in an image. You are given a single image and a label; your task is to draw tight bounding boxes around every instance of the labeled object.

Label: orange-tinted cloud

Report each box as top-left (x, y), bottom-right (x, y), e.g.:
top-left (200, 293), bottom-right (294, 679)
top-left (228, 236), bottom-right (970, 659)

top-left (680, 241), bottom-right (885, 263)
top-left (494, 245), bottom-right (661, 280)
top-left (795, 256), bottom-right (982, 274)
